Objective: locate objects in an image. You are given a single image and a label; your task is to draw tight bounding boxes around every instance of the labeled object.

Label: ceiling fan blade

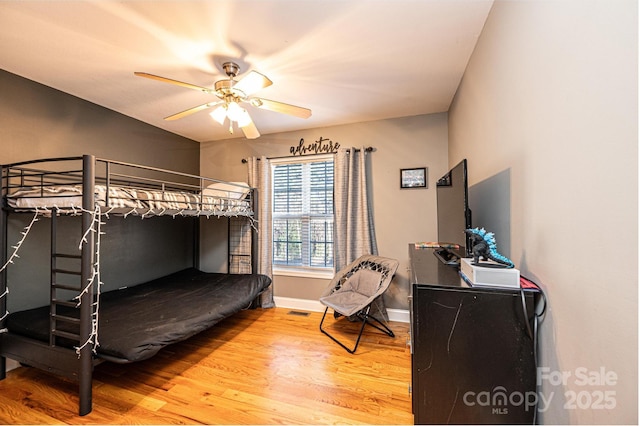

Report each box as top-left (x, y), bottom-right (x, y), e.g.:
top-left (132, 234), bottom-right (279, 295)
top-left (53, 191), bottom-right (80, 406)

top-left (164, 102), bottom-right (221, 121)
top-left (240, 118), bottom-right (261, 139)
top-left (134, 72), bottom-right (213, 94)
top-left (233, 70), bottom-right (272, 96)
top-left (250, 98), bottom-right (311, 119)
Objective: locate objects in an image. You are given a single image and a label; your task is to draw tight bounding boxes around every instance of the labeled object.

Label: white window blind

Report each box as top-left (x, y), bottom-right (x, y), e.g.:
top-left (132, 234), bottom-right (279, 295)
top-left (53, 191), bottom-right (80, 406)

top-left (272, 157), bottom-right (334, 270)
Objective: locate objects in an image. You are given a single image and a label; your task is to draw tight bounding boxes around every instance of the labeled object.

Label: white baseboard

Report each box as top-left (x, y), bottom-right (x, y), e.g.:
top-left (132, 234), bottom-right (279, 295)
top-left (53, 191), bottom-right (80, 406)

top-left (274, 296), bottom-right (324, 313)
top-left (386, 308), bottom-right (410, 323)
top-left (5, 358), bottom-right (20, 372)
top-left (273, 296), bottom-right (409, 323)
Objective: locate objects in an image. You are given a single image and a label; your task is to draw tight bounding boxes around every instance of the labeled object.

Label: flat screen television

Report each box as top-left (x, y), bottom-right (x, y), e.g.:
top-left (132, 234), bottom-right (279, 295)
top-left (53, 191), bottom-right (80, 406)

top-left (434, 159), bottom-right (472, 265)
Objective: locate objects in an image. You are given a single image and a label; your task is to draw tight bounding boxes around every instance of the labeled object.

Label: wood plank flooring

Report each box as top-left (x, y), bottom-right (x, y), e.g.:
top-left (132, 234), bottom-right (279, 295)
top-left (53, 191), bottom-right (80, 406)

top-left (0, 307), bottom-right (413, 424)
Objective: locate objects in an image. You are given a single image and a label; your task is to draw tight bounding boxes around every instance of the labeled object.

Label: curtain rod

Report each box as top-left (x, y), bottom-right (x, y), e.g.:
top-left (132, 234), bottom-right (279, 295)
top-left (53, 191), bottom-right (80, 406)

top-left (241, 146), bottom-right (374, 163)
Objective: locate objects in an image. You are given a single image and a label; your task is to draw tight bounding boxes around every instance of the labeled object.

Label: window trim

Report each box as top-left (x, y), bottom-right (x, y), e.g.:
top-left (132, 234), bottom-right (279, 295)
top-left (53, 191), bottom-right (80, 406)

top-left (270, 154), bottom-right (335, 275)
top-left (272, 265), bottom-right (335, 279)
top-left (270, 154), bottom-right (334, 165)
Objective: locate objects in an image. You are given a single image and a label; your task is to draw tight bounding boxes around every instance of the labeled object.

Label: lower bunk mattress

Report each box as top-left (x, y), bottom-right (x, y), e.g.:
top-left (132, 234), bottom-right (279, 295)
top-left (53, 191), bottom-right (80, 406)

top-left (4, 268), bottom-right (271, 363)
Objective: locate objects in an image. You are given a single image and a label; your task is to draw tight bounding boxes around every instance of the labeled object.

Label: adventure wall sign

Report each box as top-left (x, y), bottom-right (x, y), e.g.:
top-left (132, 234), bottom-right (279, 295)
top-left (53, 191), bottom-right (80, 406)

top-left (290, 137), bottom-right (340, 156)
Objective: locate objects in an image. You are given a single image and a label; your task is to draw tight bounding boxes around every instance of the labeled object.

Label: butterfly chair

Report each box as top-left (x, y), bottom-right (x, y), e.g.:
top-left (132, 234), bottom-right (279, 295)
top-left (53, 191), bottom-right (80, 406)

top-left (319, 254), bottom-right (399, 353)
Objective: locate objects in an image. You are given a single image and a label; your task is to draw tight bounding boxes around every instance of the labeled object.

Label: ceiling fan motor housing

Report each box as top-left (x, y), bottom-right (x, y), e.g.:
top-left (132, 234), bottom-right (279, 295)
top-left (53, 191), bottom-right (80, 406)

top-left (221, 61), bottom-right (240, 78)
top-left (215, 79), bottom-right (245, 100)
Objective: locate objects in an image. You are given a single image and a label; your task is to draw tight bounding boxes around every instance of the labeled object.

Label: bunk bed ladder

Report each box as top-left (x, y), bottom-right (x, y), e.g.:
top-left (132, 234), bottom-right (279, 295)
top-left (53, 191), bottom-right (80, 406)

top-left (228, 216), bottom-right (252, 274)
top-left (49, 213), bottom-right (83, 347)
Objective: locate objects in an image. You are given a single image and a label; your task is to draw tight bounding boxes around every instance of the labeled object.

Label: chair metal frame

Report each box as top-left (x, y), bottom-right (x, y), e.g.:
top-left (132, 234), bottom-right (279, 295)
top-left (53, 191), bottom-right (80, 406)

top-left (319, 302), bottom-right (395, 354)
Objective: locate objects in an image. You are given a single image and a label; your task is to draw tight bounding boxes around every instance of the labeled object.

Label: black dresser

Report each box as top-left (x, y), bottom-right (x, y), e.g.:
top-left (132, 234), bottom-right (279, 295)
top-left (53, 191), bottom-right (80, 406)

top-left (409, 244), bottom-right (538, 425)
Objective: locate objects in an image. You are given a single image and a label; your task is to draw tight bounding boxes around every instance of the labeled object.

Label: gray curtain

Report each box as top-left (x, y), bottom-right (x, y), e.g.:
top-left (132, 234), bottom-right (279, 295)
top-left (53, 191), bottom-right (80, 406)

top-left (333, 146), bottom-right (378, 272)
top-left (247, 156), bottom-right (274, 308)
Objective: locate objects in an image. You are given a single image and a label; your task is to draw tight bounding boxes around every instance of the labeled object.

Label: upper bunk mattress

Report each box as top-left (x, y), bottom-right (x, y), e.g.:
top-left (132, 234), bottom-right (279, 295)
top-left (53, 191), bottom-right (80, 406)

top-left (4, 268), bottom-right (271, 363)
top-left (6, 184), bottom-right (252, 217)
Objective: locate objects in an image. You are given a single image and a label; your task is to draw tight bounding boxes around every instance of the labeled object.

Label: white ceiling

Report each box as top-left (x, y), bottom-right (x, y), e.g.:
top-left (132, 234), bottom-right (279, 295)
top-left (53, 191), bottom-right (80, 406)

top-left (0, 0), bottom-right (493, 143)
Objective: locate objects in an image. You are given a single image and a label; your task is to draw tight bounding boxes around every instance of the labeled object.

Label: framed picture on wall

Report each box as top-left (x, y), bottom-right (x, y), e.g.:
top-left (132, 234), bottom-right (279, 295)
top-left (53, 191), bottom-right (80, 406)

top-left (400, 167), bottom-right (427, 189)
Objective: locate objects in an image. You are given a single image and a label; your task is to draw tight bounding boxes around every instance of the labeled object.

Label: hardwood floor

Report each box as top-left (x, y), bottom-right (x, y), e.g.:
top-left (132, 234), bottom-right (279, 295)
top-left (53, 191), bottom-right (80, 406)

top-left (0, 307), bottom-right (413, 424)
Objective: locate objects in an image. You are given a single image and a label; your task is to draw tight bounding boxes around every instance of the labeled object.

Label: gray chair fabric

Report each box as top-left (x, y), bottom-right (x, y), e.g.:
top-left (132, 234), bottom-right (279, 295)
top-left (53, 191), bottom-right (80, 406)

top-left (320, 254), bottom-right (399, 315)
top-left (320, 268), bottom-right (381, 317)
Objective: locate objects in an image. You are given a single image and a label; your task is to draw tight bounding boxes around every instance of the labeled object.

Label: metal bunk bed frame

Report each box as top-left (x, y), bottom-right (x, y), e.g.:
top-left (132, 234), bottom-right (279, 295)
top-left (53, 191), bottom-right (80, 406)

top-left (0, 154), bottom-right (258, 416)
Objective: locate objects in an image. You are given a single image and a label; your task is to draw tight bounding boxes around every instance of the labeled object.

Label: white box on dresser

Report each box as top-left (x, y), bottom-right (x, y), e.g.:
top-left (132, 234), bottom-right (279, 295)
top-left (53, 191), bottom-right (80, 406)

top-left (460, 257), bottom-right (520, 288)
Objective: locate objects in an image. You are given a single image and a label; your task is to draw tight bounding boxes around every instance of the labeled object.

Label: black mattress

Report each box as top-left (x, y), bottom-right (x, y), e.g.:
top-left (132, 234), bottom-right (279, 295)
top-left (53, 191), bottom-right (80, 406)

top-left (5, 268), bottom-right (271, 363)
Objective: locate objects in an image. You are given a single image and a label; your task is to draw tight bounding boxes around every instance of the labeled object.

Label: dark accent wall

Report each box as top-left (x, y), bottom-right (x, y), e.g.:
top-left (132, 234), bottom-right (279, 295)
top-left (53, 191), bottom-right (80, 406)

top-left (1, 70), bottom-right (201, 311)
top-left (0, 70), bottom-right (199, 170)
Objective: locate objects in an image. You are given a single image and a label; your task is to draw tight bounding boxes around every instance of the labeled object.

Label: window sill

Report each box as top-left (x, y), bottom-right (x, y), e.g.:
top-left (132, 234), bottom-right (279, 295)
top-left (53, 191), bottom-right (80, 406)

top-left (273, 267), bottom-right (334, 280)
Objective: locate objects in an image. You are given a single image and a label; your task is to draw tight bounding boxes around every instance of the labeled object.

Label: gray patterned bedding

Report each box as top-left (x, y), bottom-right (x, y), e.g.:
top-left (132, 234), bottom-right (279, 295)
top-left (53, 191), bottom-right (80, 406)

top-left (7, 183), bottom-right (252, 216)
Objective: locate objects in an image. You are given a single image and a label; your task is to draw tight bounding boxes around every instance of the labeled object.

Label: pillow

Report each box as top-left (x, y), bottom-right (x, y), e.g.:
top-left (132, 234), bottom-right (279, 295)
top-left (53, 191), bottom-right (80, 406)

top-left (203, 182), bottom-right (250, 199)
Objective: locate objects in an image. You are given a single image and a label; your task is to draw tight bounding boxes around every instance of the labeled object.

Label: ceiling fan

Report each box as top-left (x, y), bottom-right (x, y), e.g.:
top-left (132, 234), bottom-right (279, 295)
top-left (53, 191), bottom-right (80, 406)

top-left (134, 62), bottom-right (312, 139)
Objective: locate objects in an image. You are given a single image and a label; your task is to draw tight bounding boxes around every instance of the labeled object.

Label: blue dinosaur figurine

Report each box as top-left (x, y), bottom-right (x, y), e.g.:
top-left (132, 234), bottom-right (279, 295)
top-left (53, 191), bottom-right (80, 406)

top-left (465, 227), bottom-right (514, 268)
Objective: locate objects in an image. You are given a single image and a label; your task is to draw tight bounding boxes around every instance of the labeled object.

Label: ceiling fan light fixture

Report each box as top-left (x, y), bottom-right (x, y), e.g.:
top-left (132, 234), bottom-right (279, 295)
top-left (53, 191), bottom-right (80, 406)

top-left (209, 105), bottom-right (227, 125)
top-left (226, 101), bottom-right (245, 122)
top-left (236, 109), bottom-right (252, 128)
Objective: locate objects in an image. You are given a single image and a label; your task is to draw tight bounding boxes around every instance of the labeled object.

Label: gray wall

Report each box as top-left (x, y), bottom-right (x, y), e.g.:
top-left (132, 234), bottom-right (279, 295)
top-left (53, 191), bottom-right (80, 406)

top-left (1, 70), bottom-right (200, 311)
top-left (448, 1), bottom-right (637, 424)
top-left (0, 70), bottom-right (199, 170)
top-left (6, 215), bottom-right (194, 311)
top-left (200, 113), bottom-right (450, 310)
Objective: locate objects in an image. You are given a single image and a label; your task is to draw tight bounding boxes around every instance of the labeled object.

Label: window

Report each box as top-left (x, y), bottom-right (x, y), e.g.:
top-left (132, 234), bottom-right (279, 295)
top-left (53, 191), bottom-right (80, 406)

top-left (272, 156), bottom-right (334, 273)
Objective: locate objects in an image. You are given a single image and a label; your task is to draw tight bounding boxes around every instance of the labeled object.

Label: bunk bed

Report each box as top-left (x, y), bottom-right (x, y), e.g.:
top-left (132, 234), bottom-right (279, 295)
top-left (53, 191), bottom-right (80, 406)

top-left (0, 154), bottom-right (271, 416)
